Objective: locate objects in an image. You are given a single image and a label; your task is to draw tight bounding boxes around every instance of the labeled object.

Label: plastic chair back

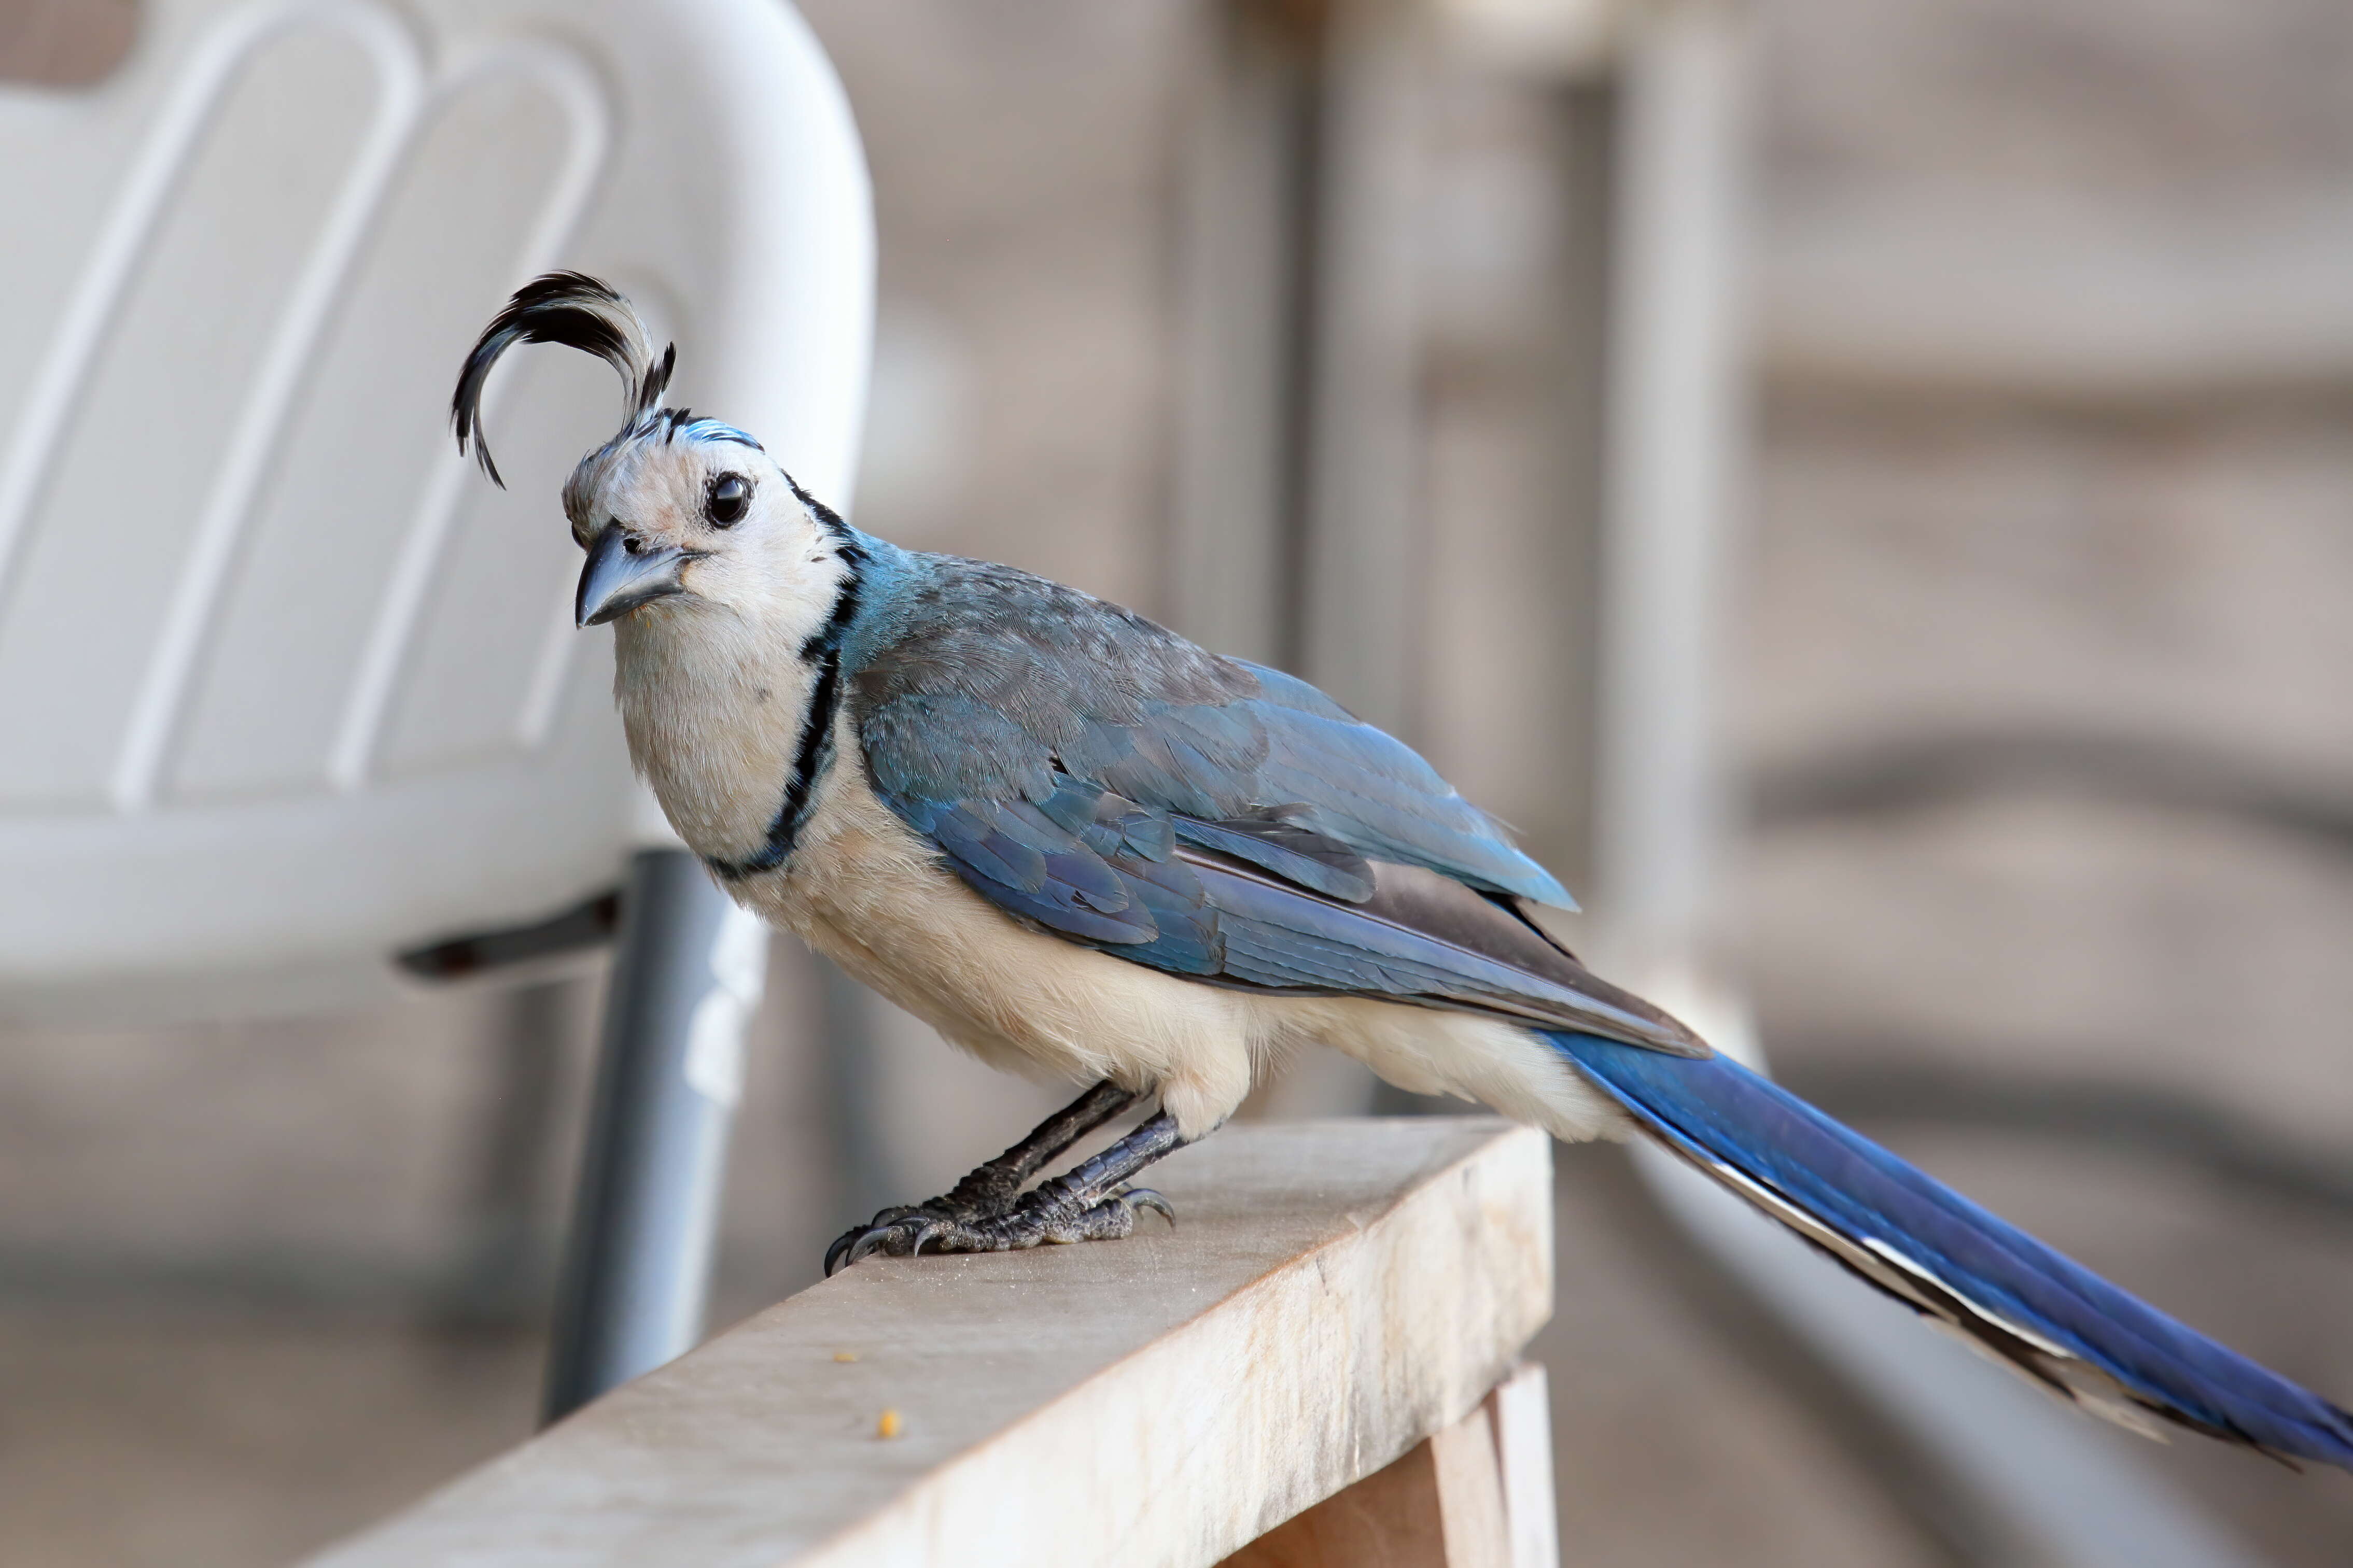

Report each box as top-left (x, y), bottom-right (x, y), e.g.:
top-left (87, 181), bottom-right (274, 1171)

top-left (0, 0), bottom-right (872, 1019)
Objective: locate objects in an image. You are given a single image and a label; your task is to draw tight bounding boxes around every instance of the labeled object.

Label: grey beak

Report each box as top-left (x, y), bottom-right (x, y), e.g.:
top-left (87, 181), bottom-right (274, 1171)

top-left (577, 528), bottom-right (694, 627)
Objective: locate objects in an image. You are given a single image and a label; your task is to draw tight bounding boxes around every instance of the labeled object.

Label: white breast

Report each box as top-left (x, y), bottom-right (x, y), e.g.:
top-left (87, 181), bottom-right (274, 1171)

top-left (726, 733), bottom-right (1255, 1136)
top-left (614, 602), bottom-right (811, 858)
top-left (715, 712), bottom-right (1629, 1145)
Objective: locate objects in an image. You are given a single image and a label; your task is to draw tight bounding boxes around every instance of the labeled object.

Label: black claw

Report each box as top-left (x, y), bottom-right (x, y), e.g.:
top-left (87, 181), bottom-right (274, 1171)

top-left (825, 1203), bottom-right (957, 1275)
top-left (1122, 1188), bottom-right (1177, 1228)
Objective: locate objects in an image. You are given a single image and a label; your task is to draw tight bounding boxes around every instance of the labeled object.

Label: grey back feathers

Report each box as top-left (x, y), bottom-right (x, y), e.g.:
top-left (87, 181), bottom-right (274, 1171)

top-left (451, 271), bottom-right (676, 488)
top-left (851, 557), bottom-right (1557, 902)
top-left (854, 559), bottom-right (1257, 775)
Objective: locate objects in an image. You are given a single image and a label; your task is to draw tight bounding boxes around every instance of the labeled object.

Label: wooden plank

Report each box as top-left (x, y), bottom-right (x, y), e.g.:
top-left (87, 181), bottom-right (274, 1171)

top-left (1218, 1432), bottom-right (1451, 1567)
top-left (305, 1118), bottom-right (1552, 1568)
top-left (1428, 1392), bottom-right (1512, 1565)
top-left (1489, 1363), bottom-right (1559, 1568)
top-left (1223, 1362), bottom-right (1557, 1568)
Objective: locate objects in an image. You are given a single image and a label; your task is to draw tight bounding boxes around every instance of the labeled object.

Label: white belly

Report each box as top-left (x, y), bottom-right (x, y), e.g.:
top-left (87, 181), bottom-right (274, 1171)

top-left (712, 754), bottom-right (1625, 1144)
top-left (728, 759), bottom-right (1260, 1135)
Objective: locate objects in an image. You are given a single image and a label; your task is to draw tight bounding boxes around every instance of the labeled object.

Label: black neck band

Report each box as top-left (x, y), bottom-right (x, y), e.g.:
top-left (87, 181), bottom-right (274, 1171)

top-left (705, 484), bottom-right (864, 882)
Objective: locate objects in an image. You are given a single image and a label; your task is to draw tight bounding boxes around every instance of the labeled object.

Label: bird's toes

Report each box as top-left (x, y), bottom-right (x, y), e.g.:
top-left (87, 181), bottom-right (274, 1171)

top-left (824, 1201), bottom-right (964, 1275)
top-left (830, 1213), bottom-right (986, 1272)
top-left (827, 1184), bottom-right (1173, 1271)
top-left (1117, 1186), bottom-right (1177, 1229)
top-left (843, 1221), bottom-right (924, 1270)
top-left (1033, 1194), bottom-right (1147, 1246)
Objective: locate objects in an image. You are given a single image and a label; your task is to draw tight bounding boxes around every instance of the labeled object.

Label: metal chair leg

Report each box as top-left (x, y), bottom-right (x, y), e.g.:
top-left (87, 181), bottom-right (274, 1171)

top-left (542, 847), bottom-right (767, 1424)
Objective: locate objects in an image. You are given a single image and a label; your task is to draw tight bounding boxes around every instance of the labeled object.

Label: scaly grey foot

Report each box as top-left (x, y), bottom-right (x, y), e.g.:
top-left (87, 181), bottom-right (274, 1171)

top-left (823, 1081), bottom-right (1143, 1275)
top-left (827, 1110), bottom-right (1183, 1272)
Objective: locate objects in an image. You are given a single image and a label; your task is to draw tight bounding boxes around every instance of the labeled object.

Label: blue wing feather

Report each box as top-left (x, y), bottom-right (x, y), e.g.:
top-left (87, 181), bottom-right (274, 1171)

top-left (853, 557), bottom-right (1629, 1028)
top-left (1169, 815), bottom-right (1374, 902)
top-left (850, 561), bottom-right (1566, 906)
top-left (916, 795), bottom-right (1155, 944)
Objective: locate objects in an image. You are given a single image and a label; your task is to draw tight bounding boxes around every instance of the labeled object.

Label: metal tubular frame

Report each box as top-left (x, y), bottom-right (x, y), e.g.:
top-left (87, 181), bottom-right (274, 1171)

top-left (543, 847), bottom-right (766, 1423)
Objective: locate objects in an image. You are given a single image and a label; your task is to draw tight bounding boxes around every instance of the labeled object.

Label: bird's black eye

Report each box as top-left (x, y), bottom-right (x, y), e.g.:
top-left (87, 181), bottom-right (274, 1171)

top-left (706, 473), bottom-right (751, 527)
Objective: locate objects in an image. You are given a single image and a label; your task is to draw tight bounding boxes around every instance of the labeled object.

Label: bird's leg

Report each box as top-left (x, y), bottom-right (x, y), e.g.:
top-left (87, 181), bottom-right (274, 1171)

top-left (933, 1079), bottom-right (1141, 1218)
top-left (823, 1081), bottom-right (1142, 1275)
top-left (830, 1110), bottom-right (1190, 1272)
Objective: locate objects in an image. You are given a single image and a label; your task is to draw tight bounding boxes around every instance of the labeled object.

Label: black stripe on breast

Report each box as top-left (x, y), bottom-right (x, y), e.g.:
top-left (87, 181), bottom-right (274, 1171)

top-left (706, 486), bottom-right (865, 881)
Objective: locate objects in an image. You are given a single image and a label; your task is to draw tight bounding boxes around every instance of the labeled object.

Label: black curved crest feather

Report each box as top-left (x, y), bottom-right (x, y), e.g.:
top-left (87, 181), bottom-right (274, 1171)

top-left (451, 272), bottom-right (675, 487)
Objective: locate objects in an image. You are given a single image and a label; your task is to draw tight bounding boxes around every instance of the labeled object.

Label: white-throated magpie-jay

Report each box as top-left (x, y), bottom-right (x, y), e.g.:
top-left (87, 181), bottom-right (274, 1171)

top-left (454, 273), bottom-right (2353, 1471)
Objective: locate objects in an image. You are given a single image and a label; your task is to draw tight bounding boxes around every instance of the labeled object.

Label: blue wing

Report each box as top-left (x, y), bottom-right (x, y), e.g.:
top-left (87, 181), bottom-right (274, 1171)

top-left (852, 560), bottom-right (1570, 903)
top-left (849, 558), bottom-right (1698, 1052)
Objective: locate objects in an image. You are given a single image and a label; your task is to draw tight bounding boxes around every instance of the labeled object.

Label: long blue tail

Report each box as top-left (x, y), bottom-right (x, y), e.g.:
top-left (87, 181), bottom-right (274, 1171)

top-left (1548, 1030), bottom-right (2353, 1469)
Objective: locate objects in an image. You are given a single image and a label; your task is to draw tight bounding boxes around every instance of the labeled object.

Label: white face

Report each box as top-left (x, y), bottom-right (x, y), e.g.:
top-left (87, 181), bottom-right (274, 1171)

top-left (565, 418), bottom-right (845, 631)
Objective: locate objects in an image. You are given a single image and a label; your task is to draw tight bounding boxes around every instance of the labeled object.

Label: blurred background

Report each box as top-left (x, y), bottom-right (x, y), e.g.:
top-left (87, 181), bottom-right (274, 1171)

top-left (5, 0), bottom-right (2352, 1563)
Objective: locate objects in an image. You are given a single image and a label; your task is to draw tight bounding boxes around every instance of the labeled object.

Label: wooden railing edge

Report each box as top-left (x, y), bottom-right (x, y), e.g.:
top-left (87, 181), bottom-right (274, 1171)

top-left (306, 1117), bottom-right (1558, 1568)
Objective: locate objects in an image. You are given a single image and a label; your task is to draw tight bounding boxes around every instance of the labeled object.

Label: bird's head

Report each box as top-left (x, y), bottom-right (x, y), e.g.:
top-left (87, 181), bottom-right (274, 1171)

top-left (452, 273), bottom-right (848, 632)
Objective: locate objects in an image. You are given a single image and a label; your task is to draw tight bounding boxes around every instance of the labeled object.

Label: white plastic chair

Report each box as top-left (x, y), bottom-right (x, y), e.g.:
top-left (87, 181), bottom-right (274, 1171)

top-left (0, 0), bottom-right (872, 1415)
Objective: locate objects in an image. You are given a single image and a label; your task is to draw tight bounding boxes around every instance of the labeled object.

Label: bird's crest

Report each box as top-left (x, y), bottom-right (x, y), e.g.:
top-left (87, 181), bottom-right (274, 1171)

top-left (451, 272), bottom-right (675, 488)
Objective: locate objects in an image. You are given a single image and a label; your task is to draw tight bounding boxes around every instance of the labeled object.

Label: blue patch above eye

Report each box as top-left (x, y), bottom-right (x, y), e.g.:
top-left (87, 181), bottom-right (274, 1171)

top-left (683, 419), bottom-right (762, 451)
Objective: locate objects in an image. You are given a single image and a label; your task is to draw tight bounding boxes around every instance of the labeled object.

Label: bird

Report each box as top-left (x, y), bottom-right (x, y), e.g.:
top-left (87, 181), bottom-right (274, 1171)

top-left (454, 271), bottom-right (2353, 1472)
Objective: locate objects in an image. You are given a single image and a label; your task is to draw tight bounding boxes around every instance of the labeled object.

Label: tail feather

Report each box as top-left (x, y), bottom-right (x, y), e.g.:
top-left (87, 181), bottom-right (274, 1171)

top-left (1547, 1030), bottom-right (2353, 1470)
